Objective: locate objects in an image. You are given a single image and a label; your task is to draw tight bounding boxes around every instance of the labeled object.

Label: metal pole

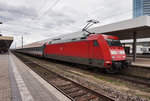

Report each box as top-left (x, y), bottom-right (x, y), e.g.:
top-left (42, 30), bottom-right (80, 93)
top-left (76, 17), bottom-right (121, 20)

top-left (123, 43), bottom-right (125, 48)
top-left (133, 32), bottom-right (137, 62)
top-left (22, 36), bottom-right (23, 49)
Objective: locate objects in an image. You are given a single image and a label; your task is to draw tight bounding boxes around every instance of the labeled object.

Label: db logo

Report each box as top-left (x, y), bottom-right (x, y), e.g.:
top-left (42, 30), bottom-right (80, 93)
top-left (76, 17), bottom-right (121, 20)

top-left (60, 47), bottom-right (63, 51)
top-left (117, 56), bottom-right (121, 58)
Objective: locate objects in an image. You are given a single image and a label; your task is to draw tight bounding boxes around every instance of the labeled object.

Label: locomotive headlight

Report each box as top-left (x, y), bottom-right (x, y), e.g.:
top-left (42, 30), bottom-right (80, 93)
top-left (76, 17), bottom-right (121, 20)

top-left (123, 56), bottom-right (126, 58)
top-left (111, 51), bottom-right (117, 54)
top-left (112, 56), bottom-right (115, 59)
top-left (105, 61), bottom-right (111, 63)
top-left (120, 51), bottom-right (125, 54)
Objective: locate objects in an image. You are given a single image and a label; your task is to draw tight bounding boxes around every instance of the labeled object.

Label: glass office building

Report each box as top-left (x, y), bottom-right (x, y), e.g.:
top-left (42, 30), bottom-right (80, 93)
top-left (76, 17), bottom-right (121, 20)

top-left (133, 0), bottom-right (150, 18)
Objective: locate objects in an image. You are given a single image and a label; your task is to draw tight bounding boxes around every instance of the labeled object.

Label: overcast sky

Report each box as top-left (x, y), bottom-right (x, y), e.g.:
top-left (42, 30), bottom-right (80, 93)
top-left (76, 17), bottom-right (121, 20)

top-left (0, 0), bottom-right (133, 48)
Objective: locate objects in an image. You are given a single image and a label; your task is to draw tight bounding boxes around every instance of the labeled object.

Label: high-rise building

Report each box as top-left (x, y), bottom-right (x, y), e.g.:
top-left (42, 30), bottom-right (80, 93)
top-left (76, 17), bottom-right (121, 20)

top-left (133, 0), bottom-right (150, 18)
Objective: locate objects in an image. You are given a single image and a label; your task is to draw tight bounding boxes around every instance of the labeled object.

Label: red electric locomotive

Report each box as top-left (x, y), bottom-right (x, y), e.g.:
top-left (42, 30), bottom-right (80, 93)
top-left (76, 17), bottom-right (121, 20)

top-left (44, 33), bottom-right (129, 73)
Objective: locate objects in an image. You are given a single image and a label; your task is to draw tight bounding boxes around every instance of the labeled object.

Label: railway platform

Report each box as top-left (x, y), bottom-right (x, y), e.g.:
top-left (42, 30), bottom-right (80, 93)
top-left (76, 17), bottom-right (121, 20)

top-left (127, 57), bottom-right (150, 67)
top-left (0, 52), bottom-right (71, 101)
top-left (121, 57), bottom-right (150, 79)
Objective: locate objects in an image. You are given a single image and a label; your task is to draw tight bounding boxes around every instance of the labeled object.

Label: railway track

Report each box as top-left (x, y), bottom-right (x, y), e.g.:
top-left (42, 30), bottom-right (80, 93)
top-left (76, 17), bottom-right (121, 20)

top-left (68, 64), bottom-right (150, 88)
top-left (72, 64), bottom-right (150, 88)
top-left (14, 53), bottom-right (115, 101)
top-left (86, 69), bottom-right (150, 88)
top-left (106, 73), bottom-right (150, 88)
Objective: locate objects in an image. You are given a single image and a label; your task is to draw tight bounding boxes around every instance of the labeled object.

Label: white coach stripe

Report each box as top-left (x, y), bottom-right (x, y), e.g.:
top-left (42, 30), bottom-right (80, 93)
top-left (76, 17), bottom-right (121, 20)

top-left (9, 54), bottom-right (34, 101)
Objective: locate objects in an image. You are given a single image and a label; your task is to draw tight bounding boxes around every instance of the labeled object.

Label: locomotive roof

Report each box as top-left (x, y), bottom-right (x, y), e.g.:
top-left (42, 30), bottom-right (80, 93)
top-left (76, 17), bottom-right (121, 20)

top-left (50, 34), bottom-right (117, 44)
top-left (51, 36), bottom-right (87, 44)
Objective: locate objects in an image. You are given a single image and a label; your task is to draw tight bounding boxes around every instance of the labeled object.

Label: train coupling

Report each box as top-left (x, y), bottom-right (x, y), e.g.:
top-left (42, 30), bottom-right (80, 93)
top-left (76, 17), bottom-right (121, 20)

top-left (111, 60), bottom-right (131, 71)
top-left (121, 60), bottom-right (131, 68)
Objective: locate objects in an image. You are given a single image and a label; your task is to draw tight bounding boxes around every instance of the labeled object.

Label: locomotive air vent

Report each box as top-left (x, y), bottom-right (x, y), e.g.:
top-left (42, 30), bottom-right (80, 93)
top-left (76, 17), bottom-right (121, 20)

top-left (72, 38), bottom-right (77, 40)
top-left (80, 37), bottom-right (86, 39)
top-left (52, 38), bottom-right (61, 41)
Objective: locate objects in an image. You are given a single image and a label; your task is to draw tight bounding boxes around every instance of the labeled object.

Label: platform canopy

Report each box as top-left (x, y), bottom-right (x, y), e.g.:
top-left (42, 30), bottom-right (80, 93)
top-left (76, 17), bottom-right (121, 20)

top-left (89, 15), bottom-right (150, 40)
top-left (0, 35), bottom-right (14, 53)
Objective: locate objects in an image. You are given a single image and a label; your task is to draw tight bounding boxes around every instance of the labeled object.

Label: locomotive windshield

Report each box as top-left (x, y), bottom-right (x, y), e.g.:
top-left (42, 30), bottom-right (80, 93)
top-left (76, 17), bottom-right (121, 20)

top-left (106, 39), bottom-right (122, 47)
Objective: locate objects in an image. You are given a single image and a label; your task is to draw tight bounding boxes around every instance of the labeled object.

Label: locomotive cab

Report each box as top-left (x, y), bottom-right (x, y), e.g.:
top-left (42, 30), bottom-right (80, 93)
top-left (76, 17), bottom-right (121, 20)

top-left (103, 35), bottom-right (130, 73)
top-left (106, 39), bottom-right (126, 61)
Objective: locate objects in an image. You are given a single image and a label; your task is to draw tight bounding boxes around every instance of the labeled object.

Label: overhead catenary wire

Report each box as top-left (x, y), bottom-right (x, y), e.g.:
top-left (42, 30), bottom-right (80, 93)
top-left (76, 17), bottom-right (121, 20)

top-left (99, 4), bottom-right (147, 21)
top-left (28, 0), bottom-right (59, 29)
top-left (25, 0), bottom-right (49, 28)
top-left (75, 0), bottom-right (123, 22)
top-left (99, 9), bottom-right (133, 21)
top-left (35, 0), bottom-right (60, 24)
top-left (21, 0), bottom-right (60, 37)
top-left (26, 0), bottom-right (59, 30)
top-left (39, 0), bottom-right (48, 11)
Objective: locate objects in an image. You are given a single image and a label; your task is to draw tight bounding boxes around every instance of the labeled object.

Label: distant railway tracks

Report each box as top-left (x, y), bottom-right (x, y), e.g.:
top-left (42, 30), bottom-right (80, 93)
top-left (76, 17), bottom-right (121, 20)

top-left (14, 53), bottom-right (115, 101)
top-left (104, 73), bottom-right (150, 88)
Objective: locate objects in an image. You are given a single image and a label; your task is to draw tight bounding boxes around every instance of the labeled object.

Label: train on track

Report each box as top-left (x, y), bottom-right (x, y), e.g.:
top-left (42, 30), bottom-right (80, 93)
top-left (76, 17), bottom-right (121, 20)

top-left (15, 20), bottom-right (130, 73)
top-left (141, 47), bottom-right (150, 55)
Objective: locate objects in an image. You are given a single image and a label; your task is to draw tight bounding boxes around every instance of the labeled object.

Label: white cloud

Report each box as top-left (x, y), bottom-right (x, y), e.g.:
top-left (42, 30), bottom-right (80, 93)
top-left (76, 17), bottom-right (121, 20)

top-left (0, 0), bottom-right (132, 48)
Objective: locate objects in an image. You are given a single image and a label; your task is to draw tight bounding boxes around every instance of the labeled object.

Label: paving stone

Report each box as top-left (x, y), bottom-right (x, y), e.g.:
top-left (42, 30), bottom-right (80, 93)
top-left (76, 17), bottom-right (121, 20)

top-left (0, 53), bottom-right (11, 101)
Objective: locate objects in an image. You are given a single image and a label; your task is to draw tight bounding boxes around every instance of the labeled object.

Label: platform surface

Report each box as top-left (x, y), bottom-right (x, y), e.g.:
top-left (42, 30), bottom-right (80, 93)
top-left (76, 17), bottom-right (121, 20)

top-left (0, 53), bottom-right (11, 101)
top-left (0, 52), bottom-right (71, 101)
top-left (127, 57), bottom-right (150, 68)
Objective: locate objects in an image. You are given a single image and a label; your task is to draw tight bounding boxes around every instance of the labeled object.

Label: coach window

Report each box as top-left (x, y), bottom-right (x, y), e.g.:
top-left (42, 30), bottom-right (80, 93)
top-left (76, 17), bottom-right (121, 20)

top-left (93, 40), bottom-right (99, 47)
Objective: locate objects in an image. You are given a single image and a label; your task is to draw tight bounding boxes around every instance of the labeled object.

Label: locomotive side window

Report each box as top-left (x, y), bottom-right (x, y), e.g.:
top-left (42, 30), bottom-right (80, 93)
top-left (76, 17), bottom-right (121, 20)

top-left (49, 42), bottom-right (51, 44)
top-left (93, 40), bottom-right (99, 47)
